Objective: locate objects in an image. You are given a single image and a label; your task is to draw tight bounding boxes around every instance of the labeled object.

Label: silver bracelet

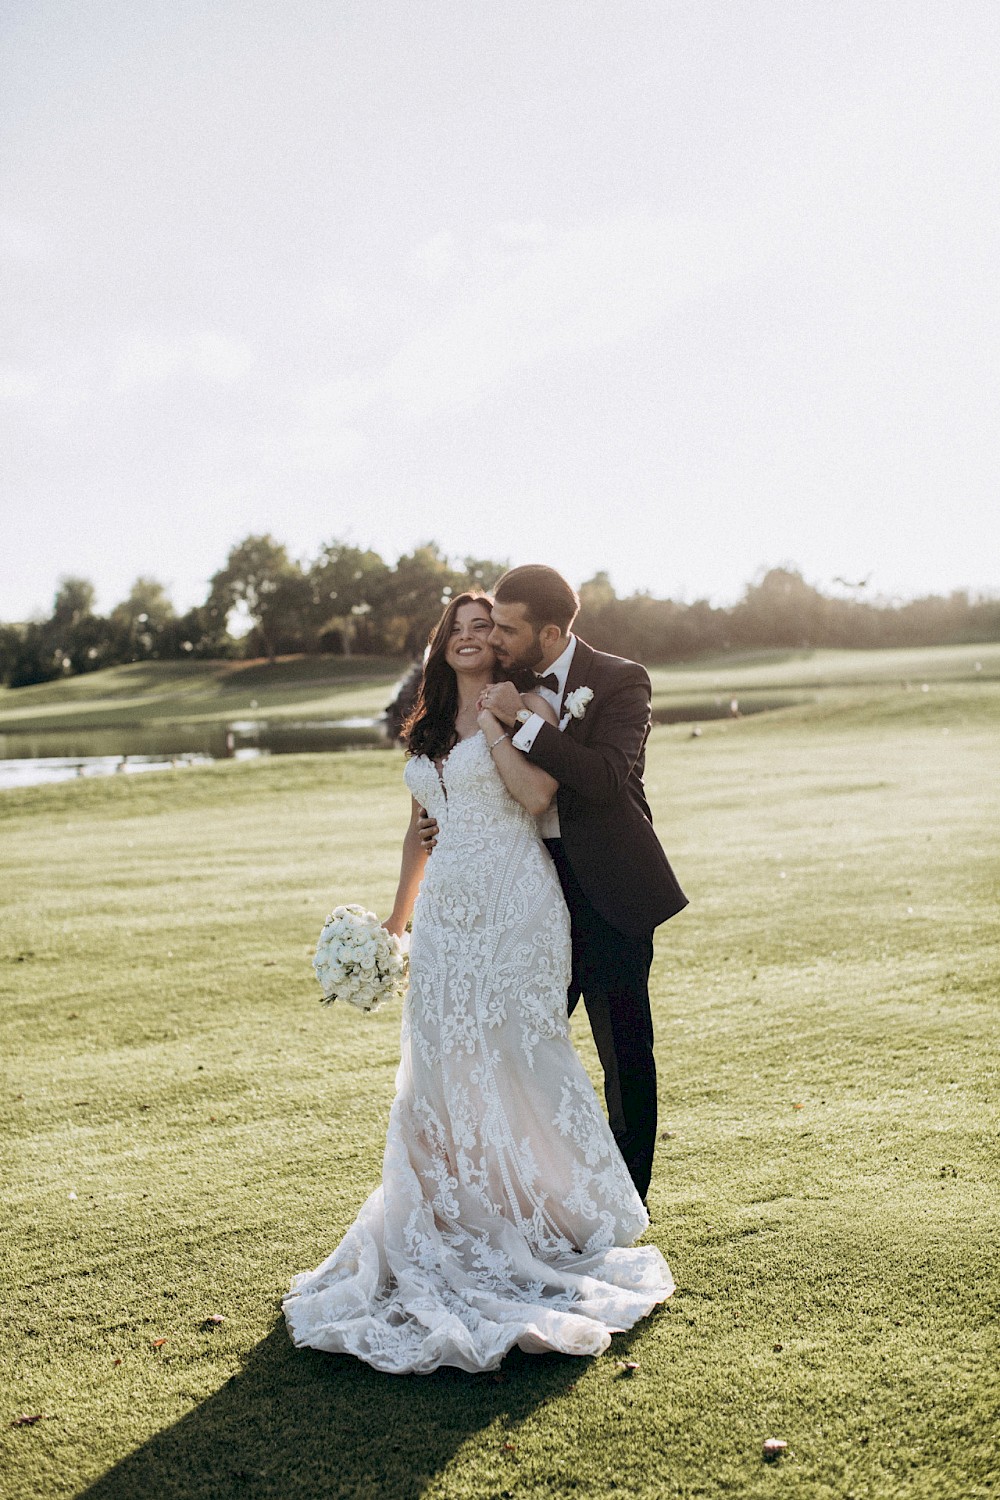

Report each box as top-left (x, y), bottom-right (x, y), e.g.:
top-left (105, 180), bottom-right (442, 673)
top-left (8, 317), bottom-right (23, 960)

top-left (488, 732), bottom-right (509, 753)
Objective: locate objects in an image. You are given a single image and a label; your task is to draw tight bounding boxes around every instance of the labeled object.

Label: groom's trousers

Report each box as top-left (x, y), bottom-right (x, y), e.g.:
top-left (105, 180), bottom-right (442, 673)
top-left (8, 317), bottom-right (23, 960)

top-left (544, 838), bottom-right (657, 1201)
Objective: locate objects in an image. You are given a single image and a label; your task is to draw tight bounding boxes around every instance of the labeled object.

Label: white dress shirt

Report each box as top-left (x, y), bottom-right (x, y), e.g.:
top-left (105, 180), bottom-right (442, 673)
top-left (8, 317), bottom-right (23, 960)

top-left (511, 635), bottom-right (577, 838)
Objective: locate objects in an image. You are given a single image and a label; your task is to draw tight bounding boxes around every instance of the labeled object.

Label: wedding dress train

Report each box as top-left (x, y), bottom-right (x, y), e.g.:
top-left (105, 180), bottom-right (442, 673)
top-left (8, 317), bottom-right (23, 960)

top-left (283, 731), bottom-right (674, 1374)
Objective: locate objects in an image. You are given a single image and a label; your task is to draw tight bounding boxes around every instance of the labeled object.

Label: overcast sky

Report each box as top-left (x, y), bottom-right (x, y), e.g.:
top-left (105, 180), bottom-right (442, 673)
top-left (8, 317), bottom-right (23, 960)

top-left (2, 0), bottom-right (998, 620)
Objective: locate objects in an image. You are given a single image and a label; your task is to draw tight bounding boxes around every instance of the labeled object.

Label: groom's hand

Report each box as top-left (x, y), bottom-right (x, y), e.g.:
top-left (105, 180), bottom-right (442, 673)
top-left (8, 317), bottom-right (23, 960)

top-left (479, 681), bottom-right (524, 727)
top-left (417, 808), bottom-right (439, 851)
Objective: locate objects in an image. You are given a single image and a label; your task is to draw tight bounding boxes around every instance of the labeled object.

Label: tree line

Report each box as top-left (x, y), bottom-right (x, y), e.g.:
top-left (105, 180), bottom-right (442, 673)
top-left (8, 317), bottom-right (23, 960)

top-left (1, 535), bottom-right (997, 689)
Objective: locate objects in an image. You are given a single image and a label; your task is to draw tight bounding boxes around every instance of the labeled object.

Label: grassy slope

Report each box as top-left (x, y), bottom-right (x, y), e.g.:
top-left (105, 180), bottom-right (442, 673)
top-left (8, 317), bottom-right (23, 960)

top-left (647, 641), bottom-right (1000, 720)
top-left (1, 663), bottom-right (998, 1499)
top-left (0, 657), bottom-right (407, 733)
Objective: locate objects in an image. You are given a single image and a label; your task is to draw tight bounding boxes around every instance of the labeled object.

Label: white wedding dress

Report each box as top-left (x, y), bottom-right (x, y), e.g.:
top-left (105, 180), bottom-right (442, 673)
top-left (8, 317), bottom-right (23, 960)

top-left (283, 730), bottom-right (674, 1374)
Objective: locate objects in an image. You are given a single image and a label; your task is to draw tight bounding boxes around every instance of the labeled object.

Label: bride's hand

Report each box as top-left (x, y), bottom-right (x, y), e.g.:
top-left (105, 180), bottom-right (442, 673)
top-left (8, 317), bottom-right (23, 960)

top-left (478, 681), bottom-right (523, 727)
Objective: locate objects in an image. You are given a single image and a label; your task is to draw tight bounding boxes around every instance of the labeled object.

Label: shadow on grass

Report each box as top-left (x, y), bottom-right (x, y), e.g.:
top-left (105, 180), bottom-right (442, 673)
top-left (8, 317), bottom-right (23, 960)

top-left (78, 1317), bottom-right (595, 1500)
top-left (222, 656), bottom-right (406, 691)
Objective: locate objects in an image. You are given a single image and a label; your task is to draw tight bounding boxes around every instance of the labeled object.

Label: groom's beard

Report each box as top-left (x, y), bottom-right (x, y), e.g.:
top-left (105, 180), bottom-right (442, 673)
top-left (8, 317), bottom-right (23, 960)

top-left (497, 630), bottom-right (545, 674)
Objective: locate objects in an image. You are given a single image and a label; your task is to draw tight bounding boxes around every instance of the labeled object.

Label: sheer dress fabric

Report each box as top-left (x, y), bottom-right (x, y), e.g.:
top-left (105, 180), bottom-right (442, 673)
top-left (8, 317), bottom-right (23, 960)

top-left (283, 730), bottom-right (674, 1374)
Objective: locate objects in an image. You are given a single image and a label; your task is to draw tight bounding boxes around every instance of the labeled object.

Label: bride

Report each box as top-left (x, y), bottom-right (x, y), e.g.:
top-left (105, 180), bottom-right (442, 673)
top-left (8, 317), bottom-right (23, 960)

top-left (283, 593), bottom-right (674, 1374)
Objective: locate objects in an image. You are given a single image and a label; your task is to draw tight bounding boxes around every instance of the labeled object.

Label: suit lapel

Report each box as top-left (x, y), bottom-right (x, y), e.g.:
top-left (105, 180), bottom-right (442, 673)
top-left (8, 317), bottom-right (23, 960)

top-left (553, 639), bottom-right (595, 819)
top-left (560, 637), bottom-right (596, 735)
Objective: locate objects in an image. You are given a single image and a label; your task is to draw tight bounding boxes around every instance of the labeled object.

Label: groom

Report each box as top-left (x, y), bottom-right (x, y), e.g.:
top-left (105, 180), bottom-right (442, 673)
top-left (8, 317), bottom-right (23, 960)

top-left (422, 563), bottom-right (687, 1202)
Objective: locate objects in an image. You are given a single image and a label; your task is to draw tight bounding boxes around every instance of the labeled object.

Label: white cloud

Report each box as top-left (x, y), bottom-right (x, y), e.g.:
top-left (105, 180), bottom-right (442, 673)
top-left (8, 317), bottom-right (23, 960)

top-left (0, 365), bottom-right (41, 403)
top-left (112, 330), bottom-right (254, 393)
top-left (319, 284), bottom-right (362, 320)
top-left (412, 230), bottom-right (459, 286)
top-left (453, 211), bottom-right (736, 394)
top-left (317, 211), bottom-right (748, 430)
top-left (0, 213), bottom-right (56, 263)
top-left (491, 220), bottom-right (552, 253)
top-left (288, 418), bottom-right (365, 472)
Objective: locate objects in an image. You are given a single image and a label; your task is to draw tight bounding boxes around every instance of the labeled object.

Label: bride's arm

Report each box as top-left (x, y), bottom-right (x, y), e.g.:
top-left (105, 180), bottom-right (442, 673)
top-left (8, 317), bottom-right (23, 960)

top-left (384, 796), bottom-right (429, 937)
top-left (519, 690), bottom-right (557, 725)
top-left (478, 707), bottom-right (558, 817)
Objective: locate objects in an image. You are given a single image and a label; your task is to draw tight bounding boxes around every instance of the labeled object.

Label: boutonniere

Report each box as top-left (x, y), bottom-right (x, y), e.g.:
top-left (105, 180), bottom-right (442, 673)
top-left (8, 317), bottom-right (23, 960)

top-left (559, 686), bottom-right (594, 731)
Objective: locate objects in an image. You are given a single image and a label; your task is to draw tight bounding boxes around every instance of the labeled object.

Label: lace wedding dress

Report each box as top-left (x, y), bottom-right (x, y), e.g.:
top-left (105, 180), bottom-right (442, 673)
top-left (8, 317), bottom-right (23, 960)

top-left (283, 730), bottom-right (674, 1374)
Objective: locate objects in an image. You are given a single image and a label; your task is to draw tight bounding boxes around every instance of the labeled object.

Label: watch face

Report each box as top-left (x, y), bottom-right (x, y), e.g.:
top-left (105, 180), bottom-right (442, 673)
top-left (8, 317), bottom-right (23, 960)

top-left (515, 708), bottom-right (532, 724)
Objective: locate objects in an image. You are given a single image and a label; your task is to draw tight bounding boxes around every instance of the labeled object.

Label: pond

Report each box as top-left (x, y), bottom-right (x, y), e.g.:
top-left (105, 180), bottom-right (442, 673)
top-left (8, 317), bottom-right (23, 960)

top-left (0, 717), bottom-right (393, 790)
top-left (0, 697), bottom-right (803, 790)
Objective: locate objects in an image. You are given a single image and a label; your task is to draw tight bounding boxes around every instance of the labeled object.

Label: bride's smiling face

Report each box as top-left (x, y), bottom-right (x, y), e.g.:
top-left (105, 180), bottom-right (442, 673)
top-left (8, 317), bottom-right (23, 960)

top-left (444, 600), bottom-right (496, 675)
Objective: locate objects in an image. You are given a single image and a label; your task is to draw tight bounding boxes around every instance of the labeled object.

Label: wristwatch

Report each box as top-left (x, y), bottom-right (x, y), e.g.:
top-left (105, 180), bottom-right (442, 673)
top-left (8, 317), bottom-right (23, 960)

top-left (515, 708), bottom-right (533, 725)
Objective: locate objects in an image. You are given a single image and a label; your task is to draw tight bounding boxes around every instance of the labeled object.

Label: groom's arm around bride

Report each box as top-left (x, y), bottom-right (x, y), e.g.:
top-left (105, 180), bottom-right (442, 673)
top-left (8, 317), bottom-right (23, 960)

top-left (482, 565), bottom-right (687, 1201)
top-left (492, 634), bottom-right (687, 941)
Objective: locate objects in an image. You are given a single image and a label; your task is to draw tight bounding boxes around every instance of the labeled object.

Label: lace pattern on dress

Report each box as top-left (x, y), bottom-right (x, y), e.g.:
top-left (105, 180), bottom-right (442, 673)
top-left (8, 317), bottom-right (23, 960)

top-left (283, 731), bottom-right (674, 1373)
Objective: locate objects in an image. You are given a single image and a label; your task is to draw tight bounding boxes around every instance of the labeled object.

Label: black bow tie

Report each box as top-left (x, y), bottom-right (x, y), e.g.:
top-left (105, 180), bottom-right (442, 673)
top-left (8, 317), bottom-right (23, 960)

top-left (535, 673), bottom-right (560, 693)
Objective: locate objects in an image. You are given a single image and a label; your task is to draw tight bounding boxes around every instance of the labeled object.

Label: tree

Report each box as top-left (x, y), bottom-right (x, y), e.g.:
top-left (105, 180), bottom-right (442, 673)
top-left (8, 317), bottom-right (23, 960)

top-left (731, 566), bottom-right (827, 649)
top-left (378, 544), bottom-right (465, 656)
top-left (5, 623), bottom-right (62, 687)
top-left (456, 555), bottom-right (509, 592)
top-left (46, 576), bottom-right (113, 675)
top-left (575, 572), bottom-right (620, 652)
top-left (0, 624), bottom-right (24, 686)
top-left (207, 535), bottom-right (306, 663)
top-left (309, 541), bottom-right (390, 655)
top-left (110, 577), bottom-right (176, 660)
top-left (167, 602), bottom-right (233, 659)
top-left (51, 576), bottom-right (96, 631)
top-left (578, 571), bottom-right (617, 613)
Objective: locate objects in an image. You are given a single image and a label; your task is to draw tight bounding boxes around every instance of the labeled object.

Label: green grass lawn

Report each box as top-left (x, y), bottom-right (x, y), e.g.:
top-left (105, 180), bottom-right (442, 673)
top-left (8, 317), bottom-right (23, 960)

top-left (2, 650), bottom-right (998, 1499)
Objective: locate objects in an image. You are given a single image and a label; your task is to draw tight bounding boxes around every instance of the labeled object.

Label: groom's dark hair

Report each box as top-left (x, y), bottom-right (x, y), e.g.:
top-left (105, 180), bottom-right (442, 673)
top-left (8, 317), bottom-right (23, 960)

top-left (493, 565), bottom-right (580, 633)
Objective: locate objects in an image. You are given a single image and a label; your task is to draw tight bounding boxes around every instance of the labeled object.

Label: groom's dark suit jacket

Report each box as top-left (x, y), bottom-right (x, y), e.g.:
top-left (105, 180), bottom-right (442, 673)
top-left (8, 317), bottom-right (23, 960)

top-left (523, 637), bottom-right (688, 940)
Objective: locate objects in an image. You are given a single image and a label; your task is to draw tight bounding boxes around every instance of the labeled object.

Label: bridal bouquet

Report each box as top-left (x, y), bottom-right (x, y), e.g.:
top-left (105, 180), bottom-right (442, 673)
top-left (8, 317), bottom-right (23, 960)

top-left (313, 905), bottom-right (409, 1013)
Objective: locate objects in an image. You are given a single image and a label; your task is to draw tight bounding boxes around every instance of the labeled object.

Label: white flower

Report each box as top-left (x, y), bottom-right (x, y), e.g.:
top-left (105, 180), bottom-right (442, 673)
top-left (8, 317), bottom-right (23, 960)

top-left (559, 685), bottom-right (594, 729)
top-left (565, 686), bottom-right (594, 718)
top-left (313, 903), bottom-right (409, 1012)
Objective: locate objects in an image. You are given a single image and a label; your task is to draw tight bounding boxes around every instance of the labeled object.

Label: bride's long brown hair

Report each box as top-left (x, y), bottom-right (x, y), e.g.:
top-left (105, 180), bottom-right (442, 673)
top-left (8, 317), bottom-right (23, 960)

top-left (402, 592), bottom-right (504, 763)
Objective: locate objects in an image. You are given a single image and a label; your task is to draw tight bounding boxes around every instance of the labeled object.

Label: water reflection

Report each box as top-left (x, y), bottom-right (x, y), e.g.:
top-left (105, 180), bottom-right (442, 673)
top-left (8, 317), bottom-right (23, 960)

top-left (0, 751), bottom-right (225, 790)
top-left (1, 700), bottom-right (802, 790)
top-left (0, 717), bottom-right (391, 790)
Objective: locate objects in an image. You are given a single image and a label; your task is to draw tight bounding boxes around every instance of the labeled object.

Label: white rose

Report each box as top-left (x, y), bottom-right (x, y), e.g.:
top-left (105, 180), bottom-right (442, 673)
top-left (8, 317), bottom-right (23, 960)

top-left (564, 686), bottom-right (594, 720)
